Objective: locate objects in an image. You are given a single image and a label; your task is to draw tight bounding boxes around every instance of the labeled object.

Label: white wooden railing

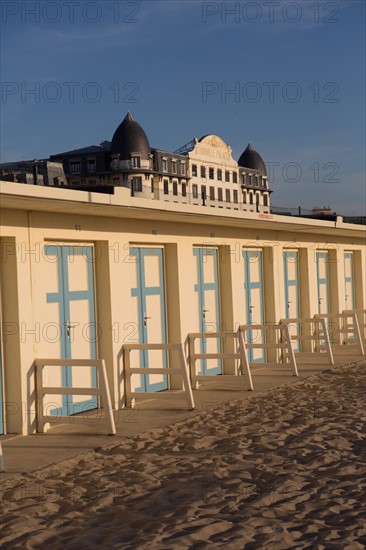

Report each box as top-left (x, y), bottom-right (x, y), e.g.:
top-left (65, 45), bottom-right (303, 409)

top-left (314, 312), bottom-right (364, 356)
top-left (239, 324), bottom-right (298, 376)
top-left (280, 317), bottom-right (334, 365)
top-left (35, 358), bottom-right (116, 435)
top-left (187, 330), bottom-right (253, 391)
top-left (122, 343), bottom-right (194, 410)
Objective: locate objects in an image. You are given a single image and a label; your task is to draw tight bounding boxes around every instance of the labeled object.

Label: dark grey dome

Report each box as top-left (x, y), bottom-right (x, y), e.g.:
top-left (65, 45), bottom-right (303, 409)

top-left (238, 143), bottom-right (267, 176)
top-left (110, 112), bottom-right (151, 160)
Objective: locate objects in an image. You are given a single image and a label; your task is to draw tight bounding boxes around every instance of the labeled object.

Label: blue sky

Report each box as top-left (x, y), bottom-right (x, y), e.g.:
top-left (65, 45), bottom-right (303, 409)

top-left (1, 0), bottom-right (365, 215)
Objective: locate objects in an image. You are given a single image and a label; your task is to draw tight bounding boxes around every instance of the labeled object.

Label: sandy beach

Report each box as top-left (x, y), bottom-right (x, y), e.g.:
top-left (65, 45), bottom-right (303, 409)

top-left (1, 361), bottom-right (365, 549)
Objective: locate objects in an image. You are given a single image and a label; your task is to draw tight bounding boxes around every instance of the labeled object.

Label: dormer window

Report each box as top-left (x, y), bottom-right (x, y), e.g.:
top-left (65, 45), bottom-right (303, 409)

top-left (87, 159), bottom-right (96, 173)
top-left (112, 156), bottom-right (119, 169)
top-left (70, 161), bottom-right (81, 174)
top-left (172, 160), bottom-right (177, 174)
top-left (162, 158), bottom-right (168, 172)
top-left (180, 162), bottom-right (186, 176)
top-left (132, 156), bottom-right (141, 168)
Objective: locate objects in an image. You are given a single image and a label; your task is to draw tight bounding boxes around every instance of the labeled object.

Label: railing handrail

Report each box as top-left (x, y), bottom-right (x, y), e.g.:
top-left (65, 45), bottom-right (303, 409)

top-left (35, 358), bottom-right (116, 435)
top-left (122, 342), bottom-right (194, 410)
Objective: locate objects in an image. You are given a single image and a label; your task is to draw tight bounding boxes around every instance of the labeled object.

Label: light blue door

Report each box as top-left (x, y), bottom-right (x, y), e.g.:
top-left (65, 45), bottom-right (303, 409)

top-left (45, 245), bottom-right (97, 415)
top-left (193, 247), bottom-right (221, 375)
top-left (283, 250), bottom-right (300, 352)
top-left (243, 250), bottom-right (265, 362)
top-left (316, 252), bottom-right (329, 314)
top-left (344, 252), bottom-right (355, 309)
top-left (131, 247), bottom-right (168, 392)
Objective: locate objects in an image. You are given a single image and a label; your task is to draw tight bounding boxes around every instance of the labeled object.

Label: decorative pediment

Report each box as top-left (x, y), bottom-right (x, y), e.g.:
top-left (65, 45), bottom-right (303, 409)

top-left (192, 134), bottom-right (234, 162)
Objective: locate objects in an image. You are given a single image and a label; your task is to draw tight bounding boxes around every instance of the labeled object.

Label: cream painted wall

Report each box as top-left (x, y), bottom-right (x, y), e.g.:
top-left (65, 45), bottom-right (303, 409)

top-left (0, 189), bottom-right (365, 434)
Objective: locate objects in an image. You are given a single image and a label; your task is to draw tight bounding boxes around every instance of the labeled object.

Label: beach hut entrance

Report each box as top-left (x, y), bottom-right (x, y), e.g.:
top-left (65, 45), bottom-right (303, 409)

top-left (316, 251), bottom-right (329, 314)
top-left (344, 252), bottom-right (355, 309)
top-left (243, 249), bottom-right (265, 362)
top-left (193, 247), bottom-right (221, 375)
top-left (44, 245), bottom-right (97, 416)
top-left (130, 247), bottom-right (168, 392)
top-left (283, 250), bottom-right (300, 352)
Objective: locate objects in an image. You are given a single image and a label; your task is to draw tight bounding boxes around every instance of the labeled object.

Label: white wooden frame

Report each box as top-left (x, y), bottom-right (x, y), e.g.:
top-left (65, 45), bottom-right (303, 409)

top-left (239, 323), bottom-right (298, 376)
top-left (35, 358), bottom-right (116, 435)
top-left (315, 311), bottom-right (364, 356)
top-left (187, 330), bottom-right (253, 391)
top-left (122, 343), bottom-right (194, 410)
top-left (344, 309), bottom-right (366, 343)
top-left (280, 317), bottom-right (334, 365)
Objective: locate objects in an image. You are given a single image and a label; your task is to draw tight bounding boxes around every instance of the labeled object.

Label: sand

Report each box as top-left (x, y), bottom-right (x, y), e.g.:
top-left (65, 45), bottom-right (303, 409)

top-left (1, 362), bottom-right (365, 549)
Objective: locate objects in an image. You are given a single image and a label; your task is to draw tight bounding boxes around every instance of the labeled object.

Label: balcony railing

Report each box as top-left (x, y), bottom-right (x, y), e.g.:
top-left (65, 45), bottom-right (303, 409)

top-left (132, 185), bottom-right (270, 214)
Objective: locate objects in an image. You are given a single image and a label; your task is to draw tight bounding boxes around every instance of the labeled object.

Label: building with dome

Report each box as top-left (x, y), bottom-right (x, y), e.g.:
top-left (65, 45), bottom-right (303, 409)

top-left (49, 112), bottom-right (271, 213)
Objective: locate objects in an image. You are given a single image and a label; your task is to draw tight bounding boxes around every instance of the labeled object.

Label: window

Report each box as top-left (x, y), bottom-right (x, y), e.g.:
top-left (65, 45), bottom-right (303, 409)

top-left (70, 161), bottom-right (81, 174)
top-left (263, 178), bottom-right (268, 188)
top-left (181, 162), bottom-right (186, 176)
top-left (163, 179), bottom-right (169, 194)
top-left (243, 191), bottom-right (247, 204)
top-left (255, 177), bottom-right (259, 187)
top-left (132, 156), bottom-right (141, 168)
top-left (263, 194), bottom-right (268, 206)
top-left (172, 161), bottom-right (177, 174)
top-left (209, 167), bottom-right (214, 179)
top-left (151, 179), bottom-right (154, 193)
top-left (162, 158), bottom-right (168, 172)
top-left (87, 159), bottom-right (96, 173)
top-left (226, 189), bottom-right (231, 203)
top-left (112, 157), bottom-right (119, 169)
top-left (249, 193), bottom-right (253, 205)
top-left (233, 190), bottom-right (238, 203)
top-left (241, 174), bottom-right (245, 185)
top-left (217, 169), bottom-right (222, 181)
top-left (132, 177), bottom-right (142, 192)
top-left (201, 185), bottom-right (207, 199)
top-left (182, 183), bottom-right (187, 197)
top-left (218, 188), bottom-right (223, 201)
top-left (201, 166), bottom-right (206, 178)
top-left (173, 181), bottom-right (178, 196)
top-left (225, 171), bottom-right (230, 182)
top-left (192, 184), bottom-right (198, 198)
top-left (209, 186), bottom-right (215, 200)
top-left (233, 172), bottom-right (237, 183)
top-left (192, 164), bottom-right (197, 177)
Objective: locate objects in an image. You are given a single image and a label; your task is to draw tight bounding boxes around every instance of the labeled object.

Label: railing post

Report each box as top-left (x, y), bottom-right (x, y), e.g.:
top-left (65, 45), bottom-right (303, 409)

top-left (237, 329), bottom-right (253, 390)
top-left (320, 318), bottom-right (334, 365)
top-left (283, 324), bottom-right (298, 376)
top-left (178, 344), bottom-right (195, 410)
top-left (35, 361), bottom-right (46, 433)
top-left (124, 348), bottom-right (132, 408)
top-left (99, 360), bottom-right (116, 435)
top-left (352, 312), bottom-right (364, 355)
top-left (188, 335), bottom-right (198, 389)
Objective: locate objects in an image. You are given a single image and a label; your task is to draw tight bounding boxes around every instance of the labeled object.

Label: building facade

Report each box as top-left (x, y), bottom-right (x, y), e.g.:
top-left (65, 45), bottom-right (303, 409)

top-left (0, 181), bottom-right (365, 435)
top-left (49, 112), bottom-right (271, 213)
